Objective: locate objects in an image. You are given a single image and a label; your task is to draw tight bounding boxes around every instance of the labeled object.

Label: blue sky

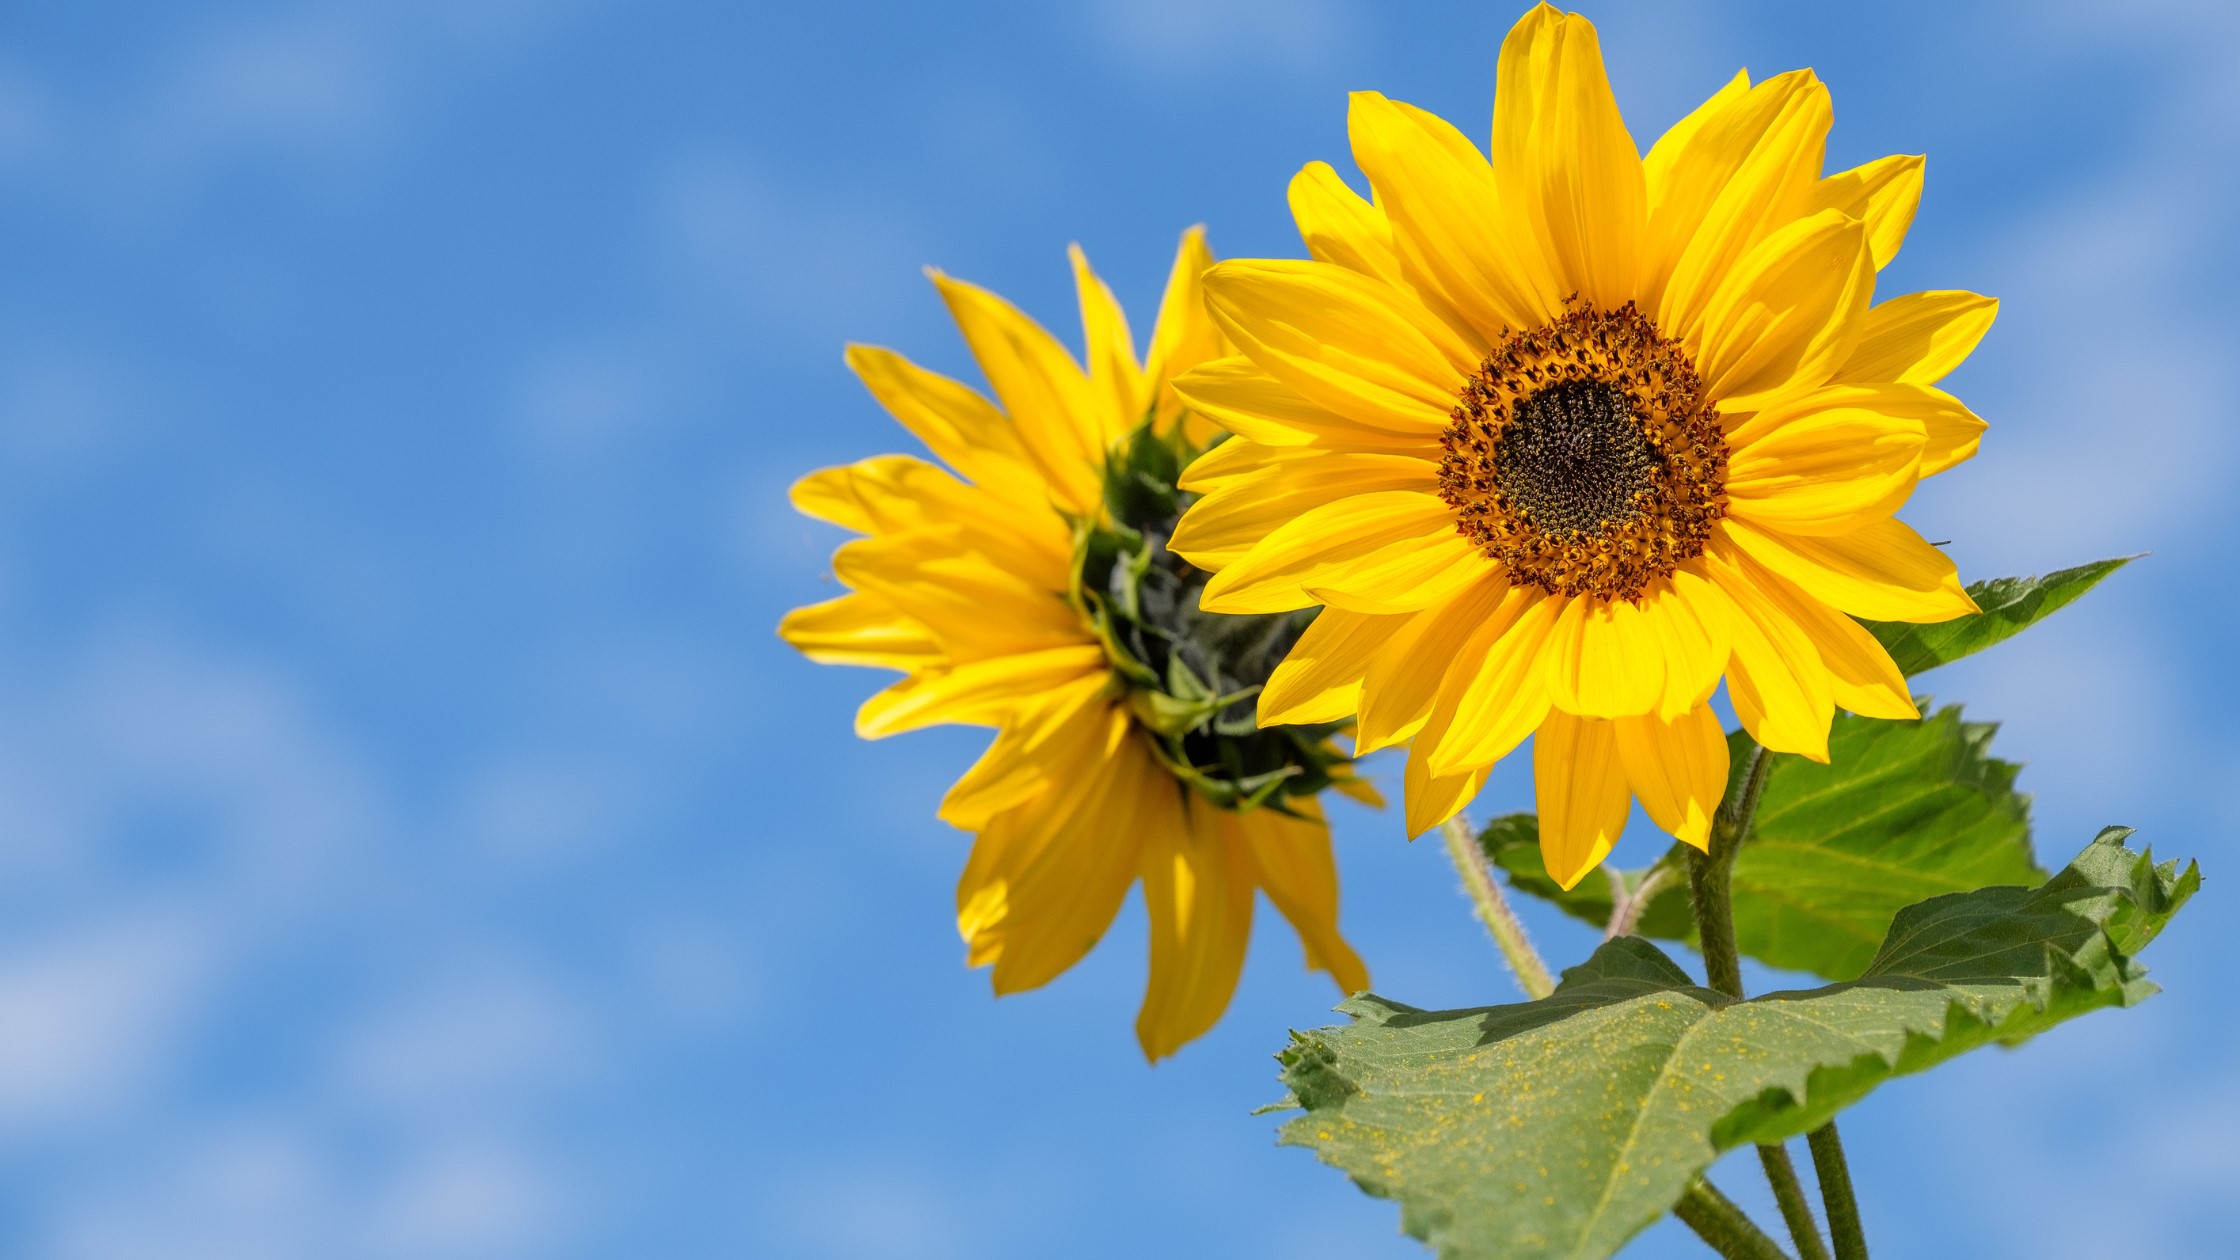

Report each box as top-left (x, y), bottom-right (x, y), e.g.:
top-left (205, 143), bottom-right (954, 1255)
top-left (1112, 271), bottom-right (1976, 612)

top-left (0, 1), bottom-right (2233, 1256)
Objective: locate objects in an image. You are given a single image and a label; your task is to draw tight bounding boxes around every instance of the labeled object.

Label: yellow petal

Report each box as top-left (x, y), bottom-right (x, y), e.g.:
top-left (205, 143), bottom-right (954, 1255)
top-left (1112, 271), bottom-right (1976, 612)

top-left (855, 644), bottom-right (1107, 737)
top-left (791, 455), bottom-right (1071, 565)
top-left (956, 702), bottom-right (1131, 965)
top-left (1144, 226), bottom-right (1227, 442)
top-left (1289, 161), bottom-right (1402, 284)
top-left (1652, 70), bottom-right (1832, 335)
top-left (1736, 378), bottom-right (1983, 488)
top-left (1069, 242), bottom-right (1146, 437)
top-left (1403, 738), bottom-right (1490, 838)
top-left (1201, 259), bottom-right (1478, 436)
top-left (1236, 800), bottom-right (1369, 994)
top-left (1832, 290), bottom-right (1999, 388)
top-left (845, 345), bottom-right (1048, 507)
top-left (1737, 555), bottom-right (1918, 721)
top-left (1725, 390), bottom-right (1928, 536)
top-left (1640, 565), bottom-right (1735, 719)
top-left (1258, 606), bottom-right (1409, 726)
top-left (1643, 68), bottom-right (1750, 222)
top-left (778, 592), bottom-right (942, 670)
top-left (831, 530), bottom-right (1078, 661)
top-left (1805, 153), bottom-right (1924, 270)
top-left (1355, 572), bottom-right (1513, 753)
top-left (1694, 208), bottom-right (1875, 413)
top-left (1421, 587), bottom-right (1562, 777)
top-left (1491, 4), bottom-right (1645, 309)
top-left (1348, 91), bottom-right (1554, 341)
top-left (1199, 490), bottom-right (1490, 616)
top-left (1724, 515), bottom-right (1978, 623)
top-left (1135, 800), bottom-right (1257, 1060)
top-left (1534, 709), bottom-right (1631, 890)
top-left (986, 734), bottom-right (1168, 996)
top-left (1172, 357), bottom-right (1442, 454)
top-left (929, 269), bottom-right (1106, 515)
top-left (1176, 432), bottom-right (1284, 491)
top-left (1705, 542), bottom-right (1833, 759)
top-left (1545, 594), bottom-right (1666, 719)
top-left (939, 675), bottom-right (1115, 829)
top-left (1613, 703), bottom-right (1729, 851)
top-left (1169, 450), bottom-right (1437, 569)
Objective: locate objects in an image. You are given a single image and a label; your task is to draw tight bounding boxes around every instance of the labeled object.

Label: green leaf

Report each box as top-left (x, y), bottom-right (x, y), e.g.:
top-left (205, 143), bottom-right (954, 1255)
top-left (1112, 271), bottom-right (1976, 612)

top-left (1862, 556), bottom-right (2134, 676)
top-left (1485, 703), bottom-right (2043, 980)
top-left (1274, 829), bottom-right (2196, 1260)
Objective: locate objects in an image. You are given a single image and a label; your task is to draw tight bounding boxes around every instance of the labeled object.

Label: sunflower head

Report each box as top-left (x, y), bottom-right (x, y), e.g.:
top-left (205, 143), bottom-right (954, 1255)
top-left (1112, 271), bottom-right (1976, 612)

top-left (1169, 2), bottom-right (1992, 889)
top-left (780, 230), bottom-right (1371, 1059)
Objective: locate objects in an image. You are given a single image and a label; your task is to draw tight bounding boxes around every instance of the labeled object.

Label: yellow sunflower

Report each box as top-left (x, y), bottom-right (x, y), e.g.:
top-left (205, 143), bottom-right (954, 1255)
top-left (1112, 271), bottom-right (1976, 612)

top-left (780, 230), bottom-right (1373, 1059)
top-left (1168, 4), bottom-right (1990, 890)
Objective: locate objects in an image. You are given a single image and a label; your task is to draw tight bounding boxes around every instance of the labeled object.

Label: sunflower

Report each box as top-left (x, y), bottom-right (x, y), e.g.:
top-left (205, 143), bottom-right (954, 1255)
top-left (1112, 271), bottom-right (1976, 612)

top-left (780, 230), bottom-right (1373, 1058)
top-left (1168, 4), bottom-right (1989, 890)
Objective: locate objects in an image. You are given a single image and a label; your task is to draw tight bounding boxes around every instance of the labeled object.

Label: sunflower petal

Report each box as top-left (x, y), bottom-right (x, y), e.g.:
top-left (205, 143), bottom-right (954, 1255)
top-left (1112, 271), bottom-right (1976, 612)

top-left (1725, 391), bottom-right (1928, 535)
top-left (1356, 572), bottom-right (1514, 753)
top-left (1422, 588), bottom-right (1562, 777)
top-left (1642, 566), bottom-right (1735, 718)
top-left (1136, 801), bottom-right (1257, 1060)
top-left (1725, 515), bottom-right (1978, 622)
top-left (1491, 5), bottom-right (1645, 309)
top-left (844, 345), bottom-right (1047, 505)
top-left (1707, 543), bottom-right (1834, 759)
top-left (1070, 243), bottom-right (1145, 437)
top-left (987, 734), bottom-right (1167, 995)
top-left (778, 592), bottom-right (941, 670)
top-left (1172, 357), bottom-right (1440, 453)
top-left (1614, 703), bottom-right (1729, 850)
top-left (1237, 801), bottom-right (1370, 994)
top-left (1289, 161), bottom-right (1403, 284)
top-left (938, 676), bottom-right (1115, 829)
top-left (1200, 490), bottom-right (1490, 616)
top-left (1534, 710), bottom-right (1632, 890)
top-left (1170, 451), bottom-right (1437, 569)
top-left (1652, 70), bottom-right (1832, 335)
top-left (930, 269), bottom-right (1107, 514)
top-left (1403, 737), bottom-right (1491, 837)
top-left (1545, 594), bottom-right (1666, 719)
top-left (1144, 226), bottom-right (1227, 442)
top-left (1349, 91), bottom-right (1553, 340)
top-left (1806, 153), bottom-right (1924, 269)
top-left (1733, 552), bottom-right (1921, 721)
top-left (1202, 259), bottom-right (1478, 435)
top-left (1258, 606), bottom-right (1409, 726)
top-left (1833, 290), bottom-right (1999, 388)
top-left (1694, 208), bottom-right (1875, 413)
top-left (855, 644), bottom-right (1108, 737)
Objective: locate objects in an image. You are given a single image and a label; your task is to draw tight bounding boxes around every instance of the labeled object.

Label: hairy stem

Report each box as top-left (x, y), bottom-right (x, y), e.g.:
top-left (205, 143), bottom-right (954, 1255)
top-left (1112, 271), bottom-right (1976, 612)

top-left (1603, 849), bottom-right (1682, 940)
top-left (1673, 1177), bottom-right (1794, 1260)
top-left (1757, 1142), bottom-right (1831, 1260)
top-left (1439, 814), bottom-right (1555, 1000)
top-left (1808, 1121), bottom-right (1869, 1260)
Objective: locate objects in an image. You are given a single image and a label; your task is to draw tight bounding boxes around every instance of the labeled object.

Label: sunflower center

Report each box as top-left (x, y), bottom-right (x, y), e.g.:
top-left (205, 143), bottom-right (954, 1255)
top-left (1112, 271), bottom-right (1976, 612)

top-left (1493, 379), bottom-right (1662, 537)
top-left (1438, 302), bottom-right (1728, 601)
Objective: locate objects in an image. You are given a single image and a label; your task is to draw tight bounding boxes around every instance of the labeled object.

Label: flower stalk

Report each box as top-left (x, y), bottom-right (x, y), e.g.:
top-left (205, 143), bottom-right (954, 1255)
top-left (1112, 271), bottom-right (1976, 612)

top-left (1673, 1178), bottom-right (1795, 1260)
top-left (1440, 814), bottom-right (1555, 1000)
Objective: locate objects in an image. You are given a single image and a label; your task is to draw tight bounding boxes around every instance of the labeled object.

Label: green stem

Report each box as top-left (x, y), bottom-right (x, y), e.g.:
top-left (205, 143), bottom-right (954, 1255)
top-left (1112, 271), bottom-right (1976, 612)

top-left (1673, 1177), bottom-right (1794, 1260)
top-left (1808, 1122), bottom-right (1869, 1260)
top-left (1757, 1143), bottom-right (1831, 1260)
top-left (1688, 743), bottom-right (1839, 1260)
top-left (1439, 814), bottom-right (1555, 1000)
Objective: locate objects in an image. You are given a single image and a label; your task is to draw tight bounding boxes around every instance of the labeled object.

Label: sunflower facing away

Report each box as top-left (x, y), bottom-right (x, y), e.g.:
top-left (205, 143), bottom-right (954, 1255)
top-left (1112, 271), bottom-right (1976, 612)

top-left (779, 230), bottom-right (1373, 1058)
top-left (1168, 3), bottom-right (1990, 890)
